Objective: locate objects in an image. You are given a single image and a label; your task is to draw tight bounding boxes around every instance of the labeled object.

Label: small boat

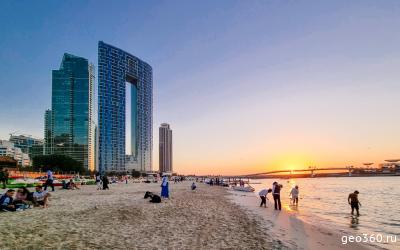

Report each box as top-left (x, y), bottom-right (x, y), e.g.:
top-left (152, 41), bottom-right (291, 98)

top-left (232, 185), bottom-right (255, 192)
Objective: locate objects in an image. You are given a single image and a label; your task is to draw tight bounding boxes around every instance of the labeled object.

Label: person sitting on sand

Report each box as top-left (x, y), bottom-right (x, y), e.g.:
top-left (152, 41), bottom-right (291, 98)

top-left (348, 190), bottom-right (361, 216)
top-left (33, 186), bottom-right (50, 208)
top-left (67, 179), bottom-right (80, 190)
top-left (191, 182), bottom-right (196, 191)
top-left (258, 188), bottom-right (272, 208)
top-left (13, 187), bottom-right (32, 208)
top-left (144, 191), bottom-right (161, 203)
top-left (0, 189), bottom-right (21, 212)
top-left (290, 185), bottom-right (299, 206)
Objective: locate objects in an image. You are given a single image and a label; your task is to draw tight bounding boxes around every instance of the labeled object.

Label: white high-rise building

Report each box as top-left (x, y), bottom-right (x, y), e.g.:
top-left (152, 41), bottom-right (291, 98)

top-left (159, 123), bottom-right (172, 173)
top-left (0, 140), bottom-right (31, 167)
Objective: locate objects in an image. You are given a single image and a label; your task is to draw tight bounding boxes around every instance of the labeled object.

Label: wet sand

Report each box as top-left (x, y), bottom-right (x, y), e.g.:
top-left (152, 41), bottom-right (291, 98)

top-left (229, 190), bottom-right (372, 250)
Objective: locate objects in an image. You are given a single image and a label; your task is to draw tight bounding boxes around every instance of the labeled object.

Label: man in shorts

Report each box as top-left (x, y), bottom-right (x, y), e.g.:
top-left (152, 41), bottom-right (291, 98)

top-left (348, 190), bottom-right (361, 216)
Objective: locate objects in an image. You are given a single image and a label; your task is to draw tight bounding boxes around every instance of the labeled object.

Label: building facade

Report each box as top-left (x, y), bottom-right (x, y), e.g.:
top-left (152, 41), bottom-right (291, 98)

top-left (98, 41), bottom-right (153, 173)
top-left (44, 109), bottom-right (53, 155)
top-left (0, 140), bottom-right (30, 167)
top-left (159, 123), bottom-right (172, 173)
top-left (9, 134), bottom-right (43, 160)
top-left (47, 53), bottom-right (96, 172)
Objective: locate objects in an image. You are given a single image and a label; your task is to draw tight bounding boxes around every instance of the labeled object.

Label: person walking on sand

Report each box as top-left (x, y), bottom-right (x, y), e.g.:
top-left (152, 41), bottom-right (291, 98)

top-left (95, 172), bottom-right (102, 190)
top-left (290, 185), bottom-right (299, 206)
top-left (161, 175), bottom-right (169, 199)
top-left (258, 188), bottom-right (271, 208)
top-left (102, 175), bottom-right (109, 190)
top-left (44, 169), bottom-right (55, 192)
top-left (272, 182), bottom-right (282, 210)
top-left (348, 190), bottom-right (361, 216)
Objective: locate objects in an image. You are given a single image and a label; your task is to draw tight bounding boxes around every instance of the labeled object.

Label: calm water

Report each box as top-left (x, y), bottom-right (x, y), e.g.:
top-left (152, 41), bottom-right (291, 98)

top-left (251, 176), bottom-right (400, 249)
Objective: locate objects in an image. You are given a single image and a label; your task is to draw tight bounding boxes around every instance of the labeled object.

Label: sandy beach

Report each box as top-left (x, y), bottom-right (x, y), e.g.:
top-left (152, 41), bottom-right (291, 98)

top-left (1, 182), bottom-right (272, 249)
top-left (0, 182), bottom-right (371, 249)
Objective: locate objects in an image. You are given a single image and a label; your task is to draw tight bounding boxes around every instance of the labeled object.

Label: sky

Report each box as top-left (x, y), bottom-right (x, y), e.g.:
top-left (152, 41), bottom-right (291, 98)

top-left (1, 0), bottom-right (400, 175)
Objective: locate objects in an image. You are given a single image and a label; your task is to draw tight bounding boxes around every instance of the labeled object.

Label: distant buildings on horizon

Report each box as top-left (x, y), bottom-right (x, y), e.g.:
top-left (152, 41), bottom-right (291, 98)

top-left (0, 134), bottom-right (43, 167)
top-left (159, 123), bottom-right (173, 174)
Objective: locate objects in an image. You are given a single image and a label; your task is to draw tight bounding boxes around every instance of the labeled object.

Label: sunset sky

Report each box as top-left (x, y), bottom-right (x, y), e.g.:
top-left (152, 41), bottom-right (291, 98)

top-left (1, 1), bottom-right (400, 175)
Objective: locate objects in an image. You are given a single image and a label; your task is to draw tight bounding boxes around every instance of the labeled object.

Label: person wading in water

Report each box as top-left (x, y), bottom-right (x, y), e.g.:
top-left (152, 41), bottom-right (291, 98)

top-left (272, 182), bottom-right (282, 210)
top-left (348, 190), bottom-right (361, 216)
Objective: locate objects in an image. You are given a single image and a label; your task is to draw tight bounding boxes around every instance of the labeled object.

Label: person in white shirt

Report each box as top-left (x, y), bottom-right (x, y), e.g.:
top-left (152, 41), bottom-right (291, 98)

top-left (33, 185), bottom-right (50, 208)
top-left (290, 185), bottom-right (299, 206)
top-left (258, 188), bottom-right (272, 208)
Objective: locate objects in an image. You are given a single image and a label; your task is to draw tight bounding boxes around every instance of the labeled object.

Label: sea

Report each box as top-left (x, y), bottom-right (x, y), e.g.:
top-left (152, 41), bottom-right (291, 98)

top-left (251, 176), bottom-right (400, 250)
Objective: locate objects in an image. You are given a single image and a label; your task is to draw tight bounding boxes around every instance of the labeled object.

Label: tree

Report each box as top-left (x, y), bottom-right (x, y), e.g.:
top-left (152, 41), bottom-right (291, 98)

top-left (32, 154), bottom-right (85, 173)
top-left (131, 169), bottom-right (141, 178)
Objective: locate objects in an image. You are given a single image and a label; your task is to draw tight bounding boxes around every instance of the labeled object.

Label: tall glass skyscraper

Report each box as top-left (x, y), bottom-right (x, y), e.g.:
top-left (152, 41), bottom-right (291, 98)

top-left (49, 53), bottom-right (96, 172)
top-left (98, 41), bottom-right (153, 173)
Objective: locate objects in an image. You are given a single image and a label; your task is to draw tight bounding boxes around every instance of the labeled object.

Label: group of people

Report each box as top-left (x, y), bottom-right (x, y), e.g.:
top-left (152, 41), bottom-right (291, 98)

top-left (258, 182), bottom-right (299, 210)
top-left (95, 172), bottom-right (110, 190)
top-left (0, 185), bottom-right (50, 212)
top-left (258, 182), bottom-right (362, 216)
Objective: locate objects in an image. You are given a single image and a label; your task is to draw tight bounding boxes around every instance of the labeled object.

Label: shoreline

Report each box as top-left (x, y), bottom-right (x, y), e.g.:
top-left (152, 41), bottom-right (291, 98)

top-left (227, 189), bottom-right (373, 250)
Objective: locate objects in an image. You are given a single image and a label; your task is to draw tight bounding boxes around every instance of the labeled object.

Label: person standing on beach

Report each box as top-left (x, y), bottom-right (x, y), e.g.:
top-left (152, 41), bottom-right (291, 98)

top-left (95, 172), bottom-right (102, 190)
top-left (44, 169), bottom-right (55, 192)
top-left (272, 182), bottom-right (282, 210)
top-left (0, 169), bottom-right (7, 189)
top-left (161, 175), bottom-right (169, 199)
top-left (102, 175), bottom-right (109, 190)
top-left (348, 190), bottom-right (361, 216)
top-left (290, 185), bottom-right (299, 206)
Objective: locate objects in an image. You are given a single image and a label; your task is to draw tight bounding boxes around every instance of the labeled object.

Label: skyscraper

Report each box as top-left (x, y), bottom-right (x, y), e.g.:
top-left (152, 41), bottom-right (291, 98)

top-left (159, 123), bottom-right (173, 173)
top-left (44, 109), bottom-right (53, 155)
top-left (98, 41), bottom-right (153, 173)
top-left (48, 53), bottom-right (96, 172)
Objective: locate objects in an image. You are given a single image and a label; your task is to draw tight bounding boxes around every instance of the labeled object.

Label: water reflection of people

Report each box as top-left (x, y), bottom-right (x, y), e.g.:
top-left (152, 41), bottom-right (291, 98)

top-left (350, 216), bottom-right (359, 229)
